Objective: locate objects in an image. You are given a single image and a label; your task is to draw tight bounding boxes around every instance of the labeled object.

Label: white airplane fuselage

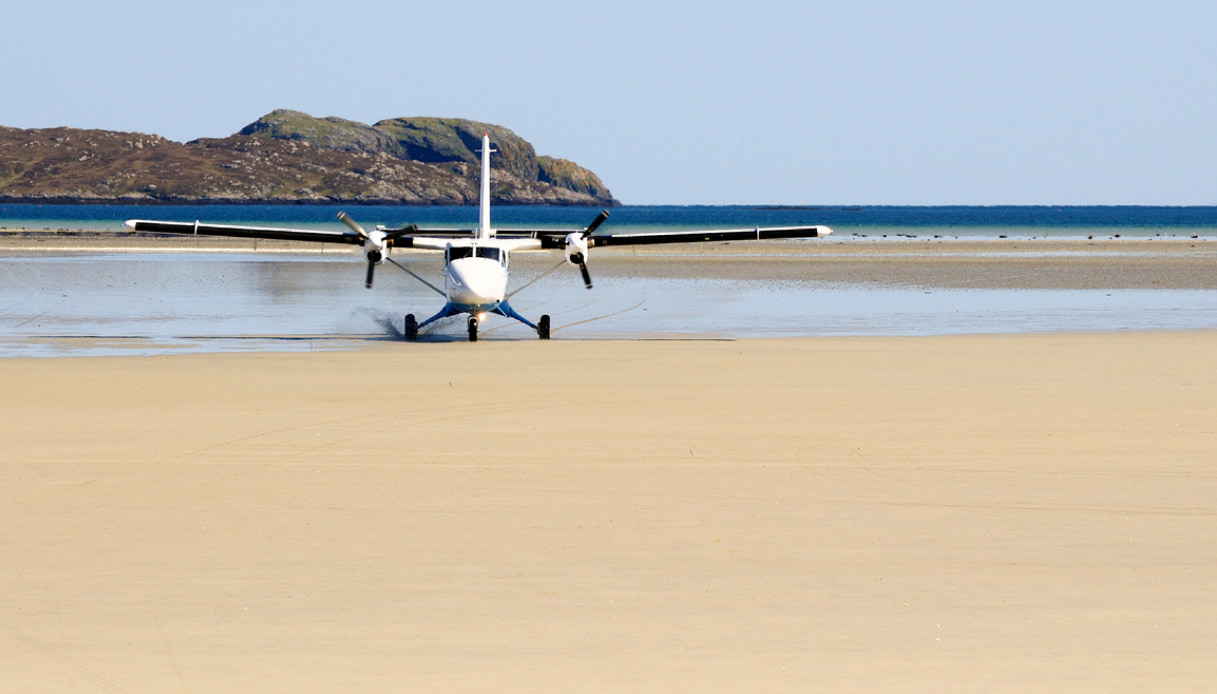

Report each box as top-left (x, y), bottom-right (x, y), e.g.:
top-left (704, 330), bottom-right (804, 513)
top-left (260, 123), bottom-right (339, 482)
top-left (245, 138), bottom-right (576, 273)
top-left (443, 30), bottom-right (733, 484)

top-left (384, 132), bottom-right (548, 337)
top-left (444, 247), bottom-right (509, 312)
top-left (430, 134), bottom-right (529, 319)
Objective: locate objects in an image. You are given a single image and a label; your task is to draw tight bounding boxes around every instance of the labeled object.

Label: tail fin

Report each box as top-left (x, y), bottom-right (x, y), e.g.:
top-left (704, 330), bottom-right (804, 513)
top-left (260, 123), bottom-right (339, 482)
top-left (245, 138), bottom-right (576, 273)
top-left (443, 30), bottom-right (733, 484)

top-left (477, 134), bottom-right (496, 240)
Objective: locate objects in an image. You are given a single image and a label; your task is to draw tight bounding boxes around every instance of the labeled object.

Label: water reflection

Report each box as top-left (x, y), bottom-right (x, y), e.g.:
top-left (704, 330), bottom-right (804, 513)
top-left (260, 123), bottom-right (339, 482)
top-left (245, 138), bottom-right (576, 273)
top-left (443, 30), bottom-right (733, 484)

top-left (3, 253), bottom-right (1217, 356)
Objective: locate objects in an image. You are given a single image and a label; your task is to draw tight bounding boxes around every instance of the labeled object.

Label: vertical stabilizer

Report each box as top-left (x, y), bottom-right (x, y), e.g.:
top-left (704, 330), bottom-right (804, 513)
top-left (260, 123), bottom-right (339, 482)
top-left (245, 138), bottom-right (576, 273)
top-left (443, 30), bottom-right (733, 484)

top-left (478, 134), bottom-right (495, 239)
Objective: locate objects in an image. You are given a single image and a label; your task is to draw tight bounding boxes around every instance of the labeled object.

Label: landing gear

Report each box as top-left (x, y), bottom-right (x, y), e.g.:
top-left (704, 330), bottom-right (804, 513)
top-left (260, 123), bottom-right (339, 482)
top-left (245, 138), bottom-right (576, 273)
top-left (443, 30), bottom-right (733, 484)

top-left (404, 306), bottom-right (545, 341)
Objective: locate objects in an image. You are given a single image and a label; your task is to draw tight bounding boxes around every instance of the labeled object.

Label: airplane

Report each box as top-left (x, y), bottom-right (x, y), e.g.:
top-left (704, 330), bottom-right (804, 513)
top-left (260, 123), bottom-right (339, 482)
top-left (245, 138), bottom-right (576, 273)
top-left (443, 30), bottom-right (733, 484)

top-left (126, 135), bottom-right (832, 341)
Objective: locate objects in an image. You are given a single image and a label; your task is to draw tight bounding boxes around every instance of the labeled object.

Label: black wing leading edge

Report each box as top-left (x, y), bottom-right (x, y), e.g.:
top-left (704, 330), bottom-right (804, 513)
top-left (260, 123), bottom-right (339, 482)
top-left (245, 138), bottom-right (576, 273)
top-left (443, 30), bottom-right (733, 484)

top-left (589, 225), bottom-right (832, 246)
top-left (125, 220), bottom-right (365, 245)
top-left (502, 225), bottom-right (832, 249)
top-left (495, 209), bottom-right (830, 249)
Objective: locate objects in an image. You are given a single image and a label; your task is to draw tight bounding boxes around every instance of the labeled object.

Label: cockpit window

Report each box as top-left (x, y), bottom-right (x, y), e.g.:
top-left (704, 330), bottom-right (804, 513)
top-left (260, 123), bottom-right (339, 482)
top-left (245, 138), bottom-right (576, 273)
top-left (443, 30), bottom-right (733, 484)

top-left (447, 245), bottom-right (505, 265)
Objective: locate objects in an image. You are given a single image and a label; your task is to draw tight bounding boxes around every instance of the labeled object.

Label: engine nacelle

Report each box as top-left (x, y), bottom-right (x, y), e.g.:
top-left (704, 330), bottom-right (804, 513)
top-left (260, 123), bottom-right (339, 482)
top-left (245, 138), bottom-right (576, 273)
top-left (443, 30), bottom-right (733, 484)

top-left (364, 232), bottom-right (389, 264)
top-left (564, 232), bottom-right (589, 265)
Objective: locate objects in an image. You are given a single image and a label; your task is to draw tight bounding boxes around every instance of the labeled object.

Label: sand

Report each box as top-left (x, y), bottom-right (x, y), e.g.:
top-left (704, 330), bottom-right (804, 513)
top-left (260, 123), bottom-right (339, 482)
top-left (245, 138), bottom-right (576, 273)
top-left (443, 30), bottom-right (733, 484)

top-left (6, 232), bottom-right (1217, 289)
top-left (3, 332), bottom-right (1216, 692)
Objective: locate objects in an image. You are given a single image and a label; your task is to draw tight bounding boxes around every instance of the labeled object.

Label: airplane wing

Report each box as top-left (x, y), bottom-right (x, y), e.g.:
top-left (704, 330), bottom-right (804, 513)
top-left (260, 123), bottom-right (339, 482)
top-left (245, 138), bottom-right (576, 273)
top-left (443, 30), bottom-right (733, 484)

top-left (590, 225), bottom-right (831, 246)
top-left (126, 217), bottom-right (831, 249)
top-left (126, 219), bottom-right (364, 244)
top-left (125, 217), bottom-right (455, 289)
top-left (124, 219), bottom-right (455, 248)
top-left (497, 224), bottom-right (832, 248)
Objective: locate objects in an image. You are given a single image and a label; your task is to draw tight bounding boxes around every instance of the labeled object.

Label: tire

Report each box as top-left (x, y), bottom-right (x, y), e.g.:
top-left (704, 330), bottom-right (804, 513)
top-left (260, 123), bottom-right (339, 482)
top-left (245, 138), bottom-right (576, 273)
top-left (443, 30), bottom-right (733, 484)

top-left (537, 314), bottom-right (551, 340)
top-left (404, 314), bottom-right (418, 340)
top-left (467, 315), bottom-right (479, 342)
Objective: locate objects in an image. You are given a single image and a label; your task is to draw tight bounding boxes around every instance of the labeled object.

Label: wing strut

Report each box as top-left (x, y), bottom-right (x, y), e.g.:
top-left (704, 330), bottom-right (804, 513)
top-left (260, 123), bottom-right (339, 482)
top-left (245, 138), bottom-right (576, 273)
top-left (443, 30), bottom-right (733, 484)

top-left (507, 257), bottom-right (570, 300)
top-left (387, 258), bottom-right (446, 297)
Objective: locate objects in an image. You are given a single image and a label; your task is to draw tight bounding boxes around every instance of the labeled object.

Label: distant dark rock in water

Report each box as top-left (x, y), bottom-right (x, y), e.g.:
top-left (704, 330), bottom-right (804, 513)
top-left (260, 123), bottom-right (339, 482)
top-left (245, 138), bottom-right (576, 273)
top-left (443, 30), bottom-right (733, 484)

top-left (0, 110), bottom-right (617, 206)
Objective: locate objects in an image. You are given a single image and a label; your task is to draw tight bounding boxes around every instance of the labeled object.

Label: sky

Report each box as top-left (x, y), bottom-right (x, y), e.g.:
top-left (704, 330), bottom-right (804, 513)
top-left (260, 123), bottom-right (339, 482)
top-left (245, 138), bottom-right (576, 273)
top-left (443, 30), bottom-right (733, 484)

top-left (2, 1), bottom-right (1214, 205)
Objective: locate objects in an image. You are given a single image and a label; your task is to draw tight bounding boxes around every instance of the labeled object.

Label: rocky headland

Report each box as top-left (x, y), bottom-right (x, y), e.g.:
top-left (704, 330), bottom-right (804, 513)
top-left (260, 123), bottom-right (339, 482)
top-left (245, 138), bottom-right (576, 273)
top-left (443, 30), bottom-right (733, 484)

top-left (0, 110), bottom-right (617, 205)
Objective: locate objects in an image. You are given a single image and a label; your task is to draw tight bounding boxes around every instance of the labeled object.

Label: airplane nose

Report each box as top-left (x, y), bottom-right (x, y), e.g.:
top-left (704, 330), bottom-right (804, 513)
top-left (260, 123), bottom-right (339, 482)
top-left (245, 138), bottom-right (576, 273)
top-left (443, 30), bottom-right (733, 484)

top-left (448, 258), bottom-right (507, 304)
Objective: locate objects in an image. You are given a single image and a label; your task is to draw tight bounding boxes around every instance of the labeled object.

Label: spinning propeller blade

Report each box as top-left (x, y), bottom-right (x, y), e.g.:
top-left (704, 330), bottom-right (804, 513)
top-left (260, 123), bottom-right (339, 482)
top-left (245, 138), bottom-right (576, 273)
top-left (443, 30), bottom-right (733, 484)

top-left (337, 211), bottom-right (368, 239)
top-left (577, 259), bottom-right (592, 288)
top-left (583, 209), bottom-right (610, 237)
top-left (568, 210), bottom-right (608, 289)
top-left (339, 211), bottom-right (381, 288)
top-left (383, 223), bottom-right (418, 242)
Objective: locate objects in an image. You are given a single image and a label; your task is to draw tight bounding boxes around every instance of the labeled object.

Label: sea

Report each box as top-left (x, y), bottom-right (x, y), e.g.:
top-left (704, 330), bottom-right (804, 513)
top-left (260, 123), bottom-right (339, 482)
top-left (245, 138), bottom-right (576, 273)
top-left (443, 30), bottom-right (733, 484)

top-left (2, 204), bottom-right (1217, 355)
top-left (2, 203), bottom-right (1216, 239)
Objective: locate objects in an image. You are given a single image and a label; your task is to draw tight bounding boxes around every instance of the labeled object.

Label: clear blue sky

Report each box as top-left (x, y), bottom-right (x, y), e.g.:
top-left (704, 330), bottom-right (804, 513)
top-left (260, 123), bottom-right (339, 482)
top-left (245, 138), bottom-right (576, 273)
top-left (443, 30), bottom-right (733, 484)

top-left (3, 1), bottom-right (1214, 205)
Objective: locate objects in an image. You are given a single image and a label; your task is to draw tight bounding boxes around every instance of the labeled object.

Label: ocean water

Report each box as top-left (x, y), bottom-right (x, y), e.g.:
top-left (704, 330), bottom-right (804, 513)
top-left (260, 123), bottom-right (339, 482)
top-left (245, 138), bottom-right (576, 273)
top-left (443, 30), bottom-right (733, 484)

top-left (3, 204), bottom-right (1216, 239)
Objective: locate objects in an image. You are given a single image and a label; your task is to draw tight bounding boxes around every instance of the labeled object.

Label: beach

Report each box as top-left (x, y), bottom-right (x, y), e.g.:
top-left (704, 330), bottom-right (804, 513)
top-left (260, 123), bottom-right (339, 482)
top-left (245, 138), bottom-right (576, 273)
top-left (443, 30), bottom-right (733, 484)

top-left (3, 329), bottom-right (1216, 691)
top-left (5, 231), bottom-right (1217, 290)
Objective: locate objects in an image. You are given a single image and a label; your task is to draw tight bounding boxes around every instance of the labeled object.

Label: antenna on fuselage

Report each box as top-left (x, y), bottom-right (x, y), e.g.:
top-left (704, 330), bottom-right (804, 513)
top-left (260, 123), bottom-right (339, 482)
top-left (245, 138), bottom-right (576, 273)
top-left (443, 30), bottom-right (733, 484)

top-left (476, 133), bottom-right (497, 240)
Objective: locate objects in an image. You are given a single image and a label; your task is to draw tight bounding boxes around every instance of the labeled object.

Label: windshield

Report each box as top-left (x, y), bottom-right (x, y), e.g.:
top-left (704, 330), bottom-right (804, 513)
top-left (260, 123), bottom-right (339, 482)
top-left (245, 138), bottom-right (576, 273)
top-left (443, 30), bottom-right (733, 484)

top-left (447, 245), bottom-right (505, 265)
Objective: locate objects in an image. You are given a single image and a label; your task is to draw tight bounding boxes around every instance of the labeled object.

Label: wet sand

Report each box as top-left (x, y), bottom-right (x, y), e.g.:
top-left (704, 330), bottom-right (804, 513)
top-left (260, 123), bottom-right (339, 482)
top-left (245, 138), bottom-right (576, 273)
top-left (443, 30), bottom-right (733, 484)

top-left (3, 332), bottom-right (1216, 692)
top-left (5, 232), bottom-right (1217, 289)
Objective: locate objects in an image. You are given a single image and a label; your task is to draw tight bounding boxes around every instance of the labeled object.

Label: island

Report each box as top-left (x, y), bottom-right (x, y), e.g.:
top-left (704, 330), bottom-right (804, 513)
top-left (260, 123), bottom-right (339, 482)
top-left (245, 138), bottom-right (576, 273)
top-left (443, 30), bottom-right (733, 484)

top-left (0, 110), bottom-right (617, 206)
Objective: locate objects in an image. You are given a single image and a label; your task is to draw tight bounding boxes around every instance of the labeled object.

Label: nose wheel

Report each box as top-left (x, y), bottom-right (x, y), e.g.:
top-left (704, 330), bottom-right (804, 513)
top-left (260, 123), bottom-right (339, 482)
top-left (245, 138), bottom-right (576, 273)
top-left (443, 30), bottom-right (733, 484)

top-left (467, 315), bottom-right (479, 342)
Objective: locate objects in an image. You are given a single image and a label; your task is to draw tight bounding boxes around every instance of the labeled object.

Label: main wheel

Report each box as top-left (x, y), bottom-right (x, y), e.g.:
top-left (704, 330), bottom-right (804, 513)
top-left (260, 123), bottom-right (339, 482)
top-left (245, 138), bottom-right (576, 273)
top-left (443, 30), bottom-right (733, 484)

top-left (537, 314), bottom-right (551, 340)
top-left (467, 315), bottom-right (479, 342)
top-left (404, 314), bottom-right (418, 340)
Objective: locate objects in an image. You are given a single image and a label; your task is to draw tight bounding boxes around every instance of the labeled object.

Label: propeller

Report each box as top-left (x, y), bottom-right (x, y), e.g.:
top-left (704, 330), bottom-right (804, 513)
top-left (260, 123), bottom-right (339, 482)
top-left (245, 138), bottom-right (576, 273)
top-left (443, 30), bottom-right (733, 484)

top-left (571, 251), bottom-right (592, 288)
top-left (584, 209), bottom-right (610, 236)
top-left (566, 210), bottom-right (610, 290)
top-left (337, 210), bottom-right (365, 236)
top-left (338, 211), bottom-right (385, 289)
top-left (364, 258), bottom-right (378, 288)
